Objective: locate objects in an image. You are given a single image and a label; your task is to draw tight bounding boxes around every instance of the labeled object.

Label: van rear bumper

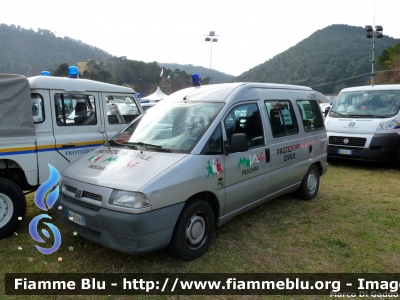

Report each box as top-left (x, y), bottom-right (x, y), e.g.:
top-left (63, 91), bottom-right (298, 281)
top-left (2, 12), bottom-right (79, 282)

top-left (57, 194), bottom-right (184, 255)
top-left (328, 132), bottom-right (400, 162)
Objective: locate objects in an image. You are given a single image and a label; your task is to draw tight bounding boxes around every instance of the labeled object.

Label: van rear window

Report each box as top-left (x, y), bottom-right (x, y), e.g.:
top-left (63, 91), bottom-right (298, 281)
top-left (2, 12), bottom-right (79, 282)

top-left (265, 100), bottom-right (299, 137)
top-left (296, 100), bottom-right (324, 131)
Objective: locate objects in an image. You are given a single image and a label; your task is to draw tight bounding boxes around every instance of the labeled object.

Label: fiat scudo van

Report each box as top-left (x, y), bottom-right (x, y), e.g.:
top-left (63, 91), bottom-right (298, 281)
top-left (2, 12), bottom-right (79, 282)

top-left (57, 81), bottom-right (328, 260)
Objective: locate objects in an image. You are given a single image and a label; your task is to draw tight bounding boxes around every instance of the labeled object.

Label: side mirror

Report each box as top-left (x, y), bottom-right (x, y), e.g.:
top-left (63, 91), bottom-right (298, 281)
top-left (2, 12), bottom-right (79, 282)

top-left (225, 133), bottom-right (248, 154)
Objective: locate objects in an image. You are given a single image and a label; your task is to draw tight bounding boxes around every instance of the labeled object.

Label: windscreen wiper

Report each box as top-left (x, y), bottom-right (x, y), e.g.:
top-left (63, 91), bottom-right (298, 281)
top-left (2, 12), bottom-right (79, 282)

top-left (106, 140), bottom-right (123, 147)
top-left (330, 111), bottom-right (347, 117)
top-left (121, 142), bottom-right (139, 149)
top-left (126, 142), bottom-right (171, 152)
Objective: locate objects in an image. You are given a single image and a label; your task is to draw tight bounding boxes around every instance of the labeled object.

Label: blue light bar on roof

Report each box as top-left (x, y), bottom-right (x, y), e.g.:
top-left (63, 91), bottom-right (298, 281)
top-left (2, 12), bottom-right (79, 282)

top-left (137, 93), bottom-right (141, 98)
top-left (192, 73), bottom-right (200, 86)
top-left (41, 71), bottom-right (51, 76)
top-left (68, 66), bottom-right (79, 79)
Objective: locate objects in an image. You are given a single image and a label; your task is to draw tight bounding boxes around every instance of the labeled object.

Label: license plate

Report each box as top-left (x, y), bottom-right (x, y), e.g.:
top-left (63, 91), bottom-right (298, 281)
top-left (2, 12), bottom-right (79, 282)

top-left (338, 149), bottom-right (353, 155)
top-left (66, 209), bottom-right (86, 226)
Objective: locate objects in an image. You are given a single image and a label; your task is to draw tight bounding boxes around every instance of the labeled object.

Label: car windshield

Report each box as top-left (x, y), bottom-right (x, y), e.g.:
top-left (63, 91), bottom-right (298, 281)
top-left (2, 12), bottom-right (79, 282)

top-left (107, 101), bottom-right (224, 153)
top-left (329, 90), bottom-right (400, 118)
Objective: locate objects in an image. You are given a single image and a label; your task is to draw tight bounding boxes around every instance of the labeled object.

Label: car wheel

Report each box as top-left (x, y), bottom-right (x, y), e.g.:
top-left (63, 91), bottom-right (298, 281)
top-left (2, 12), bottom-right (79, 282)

top-left (168, 199), bottom-right (215, 261)
top-left (0, 178), bottom-right (27, 239)
top-left (296, 164), bottom-right (320, 200)
top-left (394, 149), bottom-right (400, 169)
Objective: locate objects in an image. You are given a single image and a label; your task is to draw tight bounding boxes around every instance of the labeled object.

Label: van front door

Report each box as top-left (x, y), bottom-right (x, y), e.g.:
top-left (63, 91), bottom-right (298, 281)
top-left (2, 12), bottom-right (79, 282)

top-left (223, 102), bottom-right (271, 215)
top-left (51, 91), bottom-right (107, 173)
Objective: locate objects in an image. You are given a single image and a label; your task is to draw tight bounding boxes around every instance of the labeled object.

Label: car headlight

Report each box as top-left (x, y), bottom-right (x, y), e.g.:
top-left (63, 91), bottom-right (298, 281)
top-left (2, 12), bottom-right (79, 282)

top-left (109, 190), bottom-right (151, 209)
top-left (377, 117), bottom-right (399, 131)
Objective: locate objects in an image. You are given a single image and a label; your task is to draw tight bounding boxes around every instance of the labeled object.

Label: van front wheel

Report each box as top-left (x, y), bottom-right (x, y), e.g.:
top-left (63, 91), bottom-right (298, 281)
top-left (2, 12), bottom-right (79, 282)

top-left (394, 149), bottom-right (400, 169)
top-left (296, 165), bottom-right (320, 200)
top-left (168, 199), bottom-right (215, 261)
top-left (0, 178), bottom-right (27, 239)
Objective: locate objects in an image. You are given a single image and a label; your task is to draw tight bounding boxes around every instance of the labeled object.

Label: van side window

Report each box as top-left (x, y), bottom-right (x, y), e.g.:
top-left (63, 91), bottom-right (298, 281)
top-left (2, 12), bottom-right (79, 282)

top-left (106, 96), bottom-right (140, 124)
top-left (54, 93), bottom-right (97, 126)
top-left (265, 100), bottom-right (299, 138)
top-left (296, 100), bottom-right (324, 131)
top-left (224, 103), bottom-right (264, 148)
top-left (202, 124), bottom-right (223, 155)
top-left (31, 93), bottom-right (44, 123)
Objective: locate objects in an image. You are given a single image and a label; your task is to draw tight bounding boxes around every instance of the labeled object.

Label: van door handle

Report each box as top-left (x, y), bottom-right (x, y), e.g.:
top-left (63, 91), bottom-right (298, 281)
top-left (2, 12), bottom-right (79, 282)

top-left (265, 148), bottom-right (270, 163)
top-left (61, 143), bottom-right (75, 148)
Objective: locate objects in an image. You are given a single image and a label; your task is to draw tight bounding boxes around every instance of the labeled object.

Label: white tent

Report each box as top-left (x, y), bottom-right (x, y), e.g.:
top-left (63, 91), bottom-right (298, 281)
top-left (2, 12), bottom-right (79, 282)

top-left (141, 86), bottom-right (167, 103)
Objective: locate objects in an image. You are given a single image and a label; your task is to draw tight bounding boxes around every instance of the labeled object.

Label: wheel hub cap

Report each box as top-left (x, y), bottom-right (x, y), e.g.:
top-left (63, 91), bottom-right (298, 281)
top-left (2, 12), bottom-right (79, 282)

top-left (186, 214), bottom-right (206, 246)
top-left (0, 193), bottom-right (13, 226)
top-left (308, 172), bottom-right (317, 193)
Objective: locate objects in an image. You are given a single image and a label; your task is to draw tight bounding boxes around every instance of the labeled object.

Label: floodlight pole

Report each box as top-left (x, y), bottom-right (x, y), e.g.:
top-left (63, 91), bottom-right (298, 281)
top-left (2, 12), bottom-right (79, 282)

top-left (205, 31), bottom-right (218, 85)
top-left (371, 34), bottom-right (375, 86)
top-left (209, 39), bottom-right (213, 84)
top-left (365, 25), bottom-right (383, 86)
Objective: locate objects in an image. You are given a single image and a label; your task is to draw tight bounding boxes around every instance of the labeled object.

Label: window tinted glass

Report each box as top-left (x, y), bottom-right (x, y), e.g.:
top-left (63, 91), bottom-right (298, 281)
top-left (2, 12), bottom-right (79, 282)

top-left (224, 103), bottom-right (264, 148)
top-left (107, 96), bottom-right (140, 124)
top-left (265, 100), bottom-right (299, 137)
top-left (203, 124), bottom-right (223, 155)
top-left (55, 93), bottom-right (96, 126)
top-left (297, 100), bottom-right (324, 131)
top-left (31, 93), bottom-right (44, 123)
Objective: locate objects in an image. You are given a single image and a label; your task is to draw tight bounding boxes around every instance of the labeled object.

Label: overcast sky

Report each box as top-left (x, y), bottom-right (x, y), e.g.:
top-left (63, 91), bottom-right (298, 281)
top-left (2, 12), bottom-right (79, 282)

top-left (1, 0), bottom-right (399, 76)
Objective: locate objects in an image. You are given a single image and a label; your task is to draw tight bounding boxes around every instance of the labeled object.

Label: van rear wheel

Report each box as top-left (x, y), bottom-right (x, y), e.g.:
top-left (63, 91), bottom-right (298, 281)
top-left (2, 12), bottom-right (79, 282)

top-left (296, 165), bottom-right (320, 200)
top-left (0, 178), bottom-right (26, 239)
top-left (168, 199), bottom-right (215, 261)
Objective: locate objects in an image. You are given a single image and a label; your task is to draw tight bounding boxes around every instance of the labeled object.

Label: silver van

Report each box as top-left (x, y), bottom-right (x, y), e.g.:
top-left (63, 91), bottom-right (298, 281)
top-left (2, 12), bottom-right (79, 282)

top-left (57, 81), bottom-right (328, 260)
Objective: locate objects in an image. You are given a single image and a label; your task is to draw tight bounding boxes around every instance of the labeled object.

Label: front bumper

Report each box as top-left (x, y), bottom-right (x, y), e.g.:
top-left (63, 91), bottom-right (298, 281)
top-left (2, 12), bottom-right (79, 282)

top-left (328, 133), bottom-right (400, 162)
top-left (57, 193), bottom-right (184, 255)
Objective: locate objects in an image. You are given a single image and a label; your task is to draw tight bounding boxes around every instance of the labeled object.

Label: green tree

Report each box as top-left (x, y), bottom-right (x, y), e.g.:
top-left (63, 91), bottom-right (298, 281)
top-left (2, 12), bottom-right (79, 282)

top-left (52, 63), bottom-right (69, 77)
top-left (376, 41), bottom-right (400, 84)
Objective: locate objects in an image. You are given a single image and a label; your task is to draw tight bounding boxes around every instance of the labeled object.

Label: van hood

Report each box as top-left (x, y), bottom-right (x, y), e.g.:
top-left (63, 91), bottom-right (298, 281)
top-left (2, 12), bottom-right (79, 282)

top-left (62, 146), bottom-right (187, 191)
top-left (325, 118), bottom-right (382, 134)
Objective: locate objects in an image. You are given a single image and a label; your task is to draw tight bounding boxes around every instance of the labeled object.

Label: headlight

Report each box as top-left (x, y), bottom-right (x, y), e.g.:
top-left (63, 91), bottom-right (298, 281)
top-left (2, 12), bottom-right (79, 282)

top-left (377, 117), bottom-right (399, 131)
top-left (109, 190), bottom-right (151, 209)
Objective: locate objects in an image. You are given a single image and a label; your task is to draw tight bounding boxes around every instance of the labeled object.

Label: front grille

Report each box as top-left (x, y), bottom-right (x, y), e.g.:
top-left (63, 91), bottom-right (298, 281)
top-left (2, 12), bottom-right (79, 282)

top-left (65, 185), bottom-right (102, 201)
top-left (65, 196), bottom-right (101, 211)
top-left (329, 136), bottom-right (366, 147)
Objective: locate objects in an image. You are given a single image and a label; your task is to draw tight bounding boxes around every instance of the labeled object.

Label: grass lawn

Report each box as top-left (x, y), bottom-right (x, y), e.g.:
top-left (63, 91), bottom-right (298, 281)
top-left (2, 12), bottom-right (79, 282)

top-left (1, 159), bottom-right (399, 299)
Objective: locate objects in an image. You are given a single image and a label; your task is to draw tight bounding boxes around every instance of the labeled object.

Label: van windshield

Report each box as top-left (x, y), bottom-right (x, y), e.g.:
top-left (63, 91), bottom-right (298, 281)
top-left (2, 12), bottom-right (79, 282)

top-left (329, 90), bottom-right (400, 118)
top-left (107, 101), bottom-right (224, 153)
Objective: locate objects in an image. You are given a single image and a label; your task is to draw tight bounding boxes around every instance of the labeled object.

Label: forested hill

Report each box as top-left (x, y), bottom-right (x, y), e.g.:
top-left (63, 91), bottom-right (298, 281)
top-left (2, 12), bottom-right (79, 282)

top-left (157, 63), bottom-right (234, 84)
top-left (0, 24), bottom-right (112, 76)
top-left (235, 24), bottom-right (400, 94)
top-left (1, 23), bottom-right (399, 95)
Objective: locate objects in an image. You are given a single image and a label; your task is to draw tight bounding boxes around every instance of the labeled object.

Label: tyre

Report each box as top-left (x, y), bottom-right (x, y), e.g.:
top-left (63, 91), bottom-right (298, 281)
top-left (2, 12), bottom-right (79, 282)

top-left (394, 149), bottom-right (400, 169)
top-left (168, 199), bottom-right (215, 261)
top-left (0, 178), bottom-right (27, 239)
top-left (296, 164), bottom-right (320, 200)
